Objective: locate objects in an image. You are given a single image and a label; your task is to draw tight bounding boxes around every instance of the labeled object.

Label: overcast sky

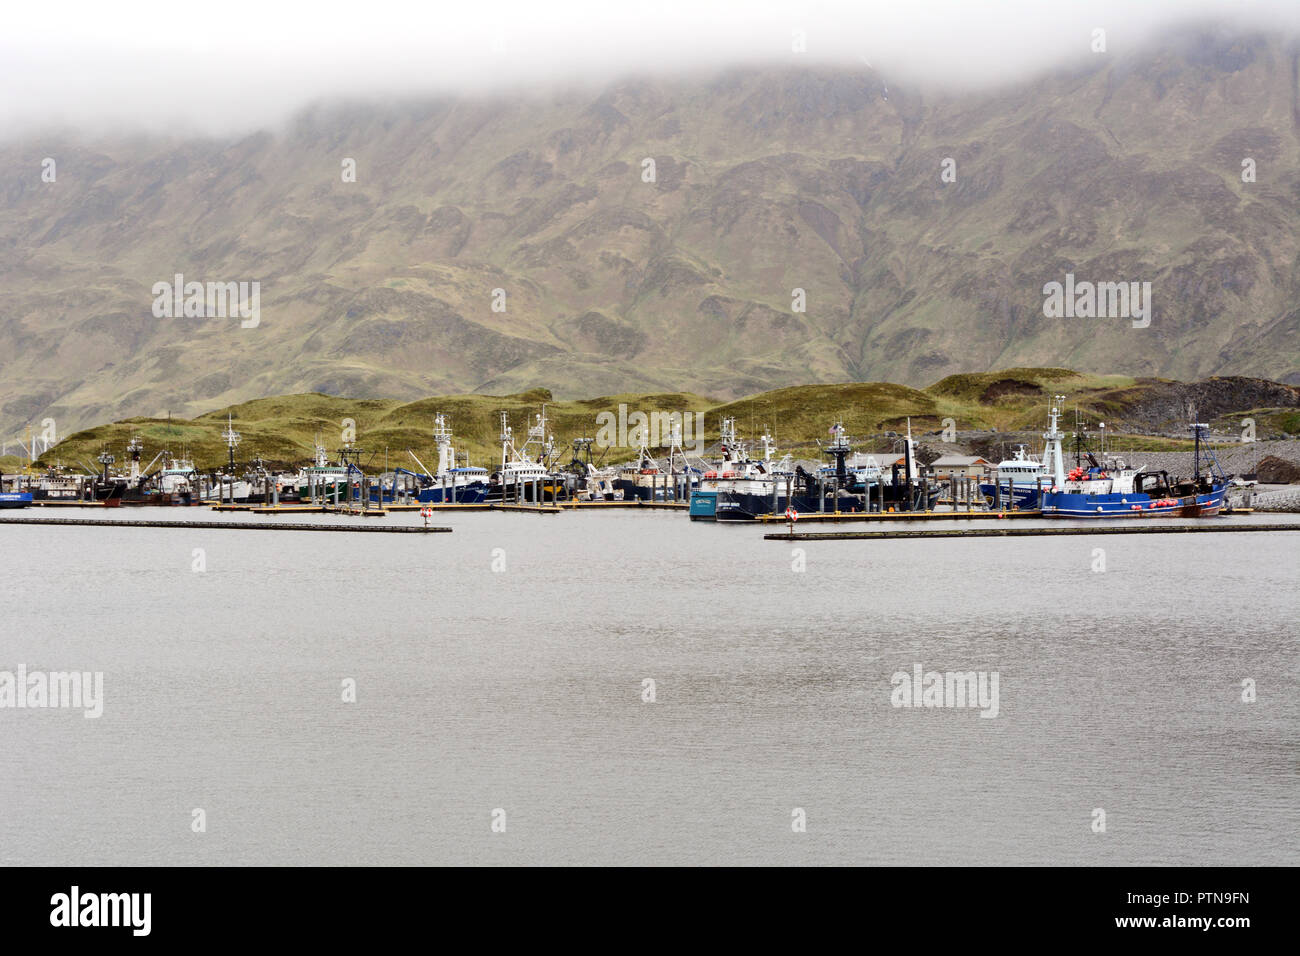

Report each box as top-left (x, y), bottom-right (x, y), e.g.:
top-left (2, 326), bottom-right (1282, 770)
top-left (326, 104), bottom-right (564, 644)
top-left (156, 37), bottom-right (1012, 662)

top-left (3, 0), bottom-right (1299, 136)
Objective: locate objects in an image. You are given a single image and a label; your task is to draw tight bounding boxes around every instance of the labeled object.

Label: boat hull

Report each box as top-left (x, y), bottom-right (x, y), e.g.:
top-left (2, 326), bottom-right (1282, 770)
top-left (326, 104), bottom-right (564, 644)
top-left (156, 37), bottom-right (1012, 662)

top-left (715, 489), bottom-right (865, 521)
top-left (1041, 486), bottom-right (1225, 518)
top-left (618, 480), bottom-right (695, 502)
top-left (688, 489), bottom-right (718, 520)
top-left (0, 492), bottom-right (33, 508)
top-left (978, 482), bottom-right (1041, 509)
top-left (412, 483), bottom-right (490, 504)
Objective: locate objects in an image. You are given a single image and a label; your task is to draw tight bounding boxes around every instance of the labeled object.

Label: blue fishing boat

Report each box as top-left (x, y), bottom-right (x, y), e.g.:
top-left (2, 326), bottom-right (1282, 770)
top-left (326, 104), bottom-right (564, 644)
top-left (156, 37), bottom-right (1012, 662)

top-left (410, 414), bottom-right (491, 503)
top-left (0, 491), bottom-right (33, 508)
top-left (1039, 400), bottom-right (1227, 518)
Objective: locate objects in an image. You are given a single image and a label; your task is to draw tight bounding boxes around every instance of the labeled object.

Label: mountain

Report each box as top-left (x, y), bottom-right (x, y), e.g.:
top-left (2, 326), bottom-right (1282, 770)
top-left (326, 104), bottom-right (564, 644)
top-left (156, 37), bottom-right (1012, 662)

top-left (4, 25), bottom-right (1300, 440)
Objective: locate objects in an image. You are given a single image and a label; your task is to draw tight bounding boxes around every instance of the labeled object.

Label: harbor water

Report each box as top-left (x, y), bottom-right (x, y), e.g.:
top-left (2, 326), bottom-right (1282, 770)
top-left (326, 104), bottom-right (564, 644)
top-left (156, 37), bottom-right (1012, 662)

top-left (1, 510), bottom-right (1296, 865)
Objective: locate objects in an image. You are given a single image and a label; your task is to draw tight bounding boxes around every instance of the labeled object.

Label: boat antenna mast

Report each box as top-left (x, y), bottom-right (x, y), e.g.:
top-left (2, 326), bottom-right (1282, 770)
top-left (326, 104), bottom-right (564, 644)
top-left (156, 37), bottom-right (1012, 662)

top-left (1043, 396), bottom-right (1068, 488)
top-left (1188, 418), bottom-right (1226, 485)
top-left (221, 414), bottom-right (241, 471)
top-left (719, 417), bottom-right (733, 462)
top-left (433, 412), bottom-right (455, 476)
top-left (499, 411), bottom-right (516, 468)
top-left (526, 404), bottom-right (557, 467)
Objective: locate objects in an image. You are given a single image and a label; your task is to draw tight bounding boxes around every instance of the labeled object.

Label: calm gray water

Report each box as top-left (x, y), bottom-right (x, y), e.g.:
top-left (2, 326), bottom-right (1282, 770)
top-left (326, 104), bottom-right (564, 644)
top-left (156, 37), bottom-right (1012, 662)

top-left (1, 509), bottom-right (1297, 865)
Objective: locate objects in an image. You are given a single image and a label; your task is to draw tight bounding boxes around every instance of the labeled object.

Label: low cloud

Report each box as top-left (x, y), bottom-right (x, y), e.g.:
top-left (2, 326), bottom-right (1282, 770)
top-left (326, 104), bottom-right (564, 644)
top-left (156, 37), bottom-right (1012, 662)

top-left (2, 0), bottom-right (1299, 137)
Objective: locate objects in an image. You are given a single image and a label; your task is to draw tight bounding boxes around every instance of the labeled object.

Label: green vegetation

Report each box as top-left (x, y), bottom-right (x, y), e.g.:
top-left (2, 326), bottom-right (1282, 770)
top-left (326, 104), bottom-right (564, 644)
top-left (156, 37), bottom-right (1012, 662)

top-left (31, 367), bottom-right (1289, 472)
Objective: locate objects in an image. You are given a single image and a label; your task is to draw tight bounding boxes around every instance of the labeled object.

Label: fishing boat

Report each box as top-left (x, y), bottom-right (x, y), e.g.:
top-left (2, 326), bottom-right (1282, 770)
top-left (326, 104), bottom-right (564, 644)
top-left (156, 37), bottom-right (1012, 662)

top-left (0, 479), bottom-right (33, 508)
top-left (1039, 401), bottom-right (1227, 518)
top-left (614, 421), bottom-right (700, 502)
top-left (799, 421), bottom-right (940, 514)
top-left (612, 443), bottom-right (661, 501)
top-left (562, 438), bottom-right (621, 501)
top-left (712, 427), bottom-right (825, 521)
top-left (401, 414), bottom-right (491, 503)
top-left (291, 444), bottom-right (352, 501)
top-left (979, 445), bottom-right (1049, 509)
top-left (487, 409), bottom-right (567, 502)
top-left (31, 467), bottom-right (84, 500)
top-left (693, 418), bottom-right (935, 521)
top-left (156, 454), bottom-right (200, 504)
top-left (91, 452), bottom-right (128, 505)
top-left (689, 418), bottom-right (763, 520)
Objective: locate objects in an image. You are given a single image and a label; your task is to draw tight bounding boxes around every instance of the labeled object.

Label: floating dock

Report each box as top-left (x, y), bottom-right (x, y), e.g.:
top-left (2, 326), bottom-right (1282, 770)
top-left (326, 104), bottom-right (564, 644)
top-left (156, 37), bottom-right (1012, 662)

top-left (28, 499), bottom-right (123, 508)
top-left (564, 500), bottom-right (688, 510)
top-left (0, 516), bottom-right (451, 533)
top-left (382, 502), bottom-right (563, 514)
top-left (755, 509), bottom-right (1039, 523)
top-left (306, 500), bottom-right (687, 514)
top-left (765, 523), bottom-right (1300, 541)
top-left (211, 504), bottom-right (391, 515)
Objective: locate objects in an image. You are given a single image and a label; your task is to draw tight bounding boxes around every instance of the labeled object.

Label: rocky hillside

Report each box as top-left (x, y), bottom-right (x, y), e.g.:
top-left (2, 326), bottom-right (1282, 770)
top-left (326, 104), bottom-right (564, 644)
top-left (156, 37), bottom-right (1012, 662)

top-left (4, 26), bottom-right (1300, 439)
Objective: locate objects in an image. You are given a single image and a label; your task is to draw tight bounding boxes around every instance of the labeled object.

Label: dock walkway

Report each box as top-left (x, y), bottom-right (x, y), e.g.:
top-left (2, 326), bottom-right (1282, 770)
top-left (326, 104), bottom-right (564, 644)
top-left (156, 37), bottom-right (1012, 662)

top-left (0, 516), bottom-right (451, 533)
top-left (765, 523), bottom-right (1300, 541)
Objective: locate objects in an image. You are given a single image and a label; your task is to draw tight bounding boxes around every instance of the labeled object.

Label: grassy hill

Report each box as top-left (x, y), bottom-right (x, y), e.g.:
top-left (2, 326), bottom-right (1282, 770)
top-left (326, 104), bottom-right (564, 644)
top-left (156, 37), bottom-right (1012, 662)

top-left (26, 368), bottom-right (1297, 473)
top-left (4, 26), bottom-right (1300, 440)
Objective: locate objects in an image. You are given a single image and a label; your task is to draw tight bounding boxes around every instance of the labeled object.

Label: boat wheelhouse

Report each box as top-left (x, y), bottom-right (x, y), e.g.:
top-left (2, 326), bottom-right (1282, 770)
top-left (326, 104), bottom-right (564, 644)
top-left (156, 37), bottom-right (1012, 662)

top-left (979, 445), bottom-right (1049, 509)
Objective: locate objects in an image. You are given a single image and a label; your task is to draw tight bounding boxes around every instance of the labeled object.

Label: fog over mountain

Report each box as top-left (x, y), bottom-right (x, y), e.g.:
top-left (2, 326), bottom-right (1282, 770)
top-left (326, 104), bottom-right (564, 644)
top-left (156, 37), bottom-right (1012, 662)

top-left (5, 0), bottom-right (1300, 135)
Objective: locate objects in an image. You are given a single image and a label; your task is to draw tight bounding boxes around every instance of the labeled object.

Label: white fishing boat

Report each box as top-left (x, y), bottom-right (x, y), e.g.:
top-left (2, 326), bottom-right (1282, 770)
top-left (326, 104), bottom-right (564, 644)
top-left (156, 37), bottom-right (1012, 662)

top-left (489, 409), bottom-right (564, 502)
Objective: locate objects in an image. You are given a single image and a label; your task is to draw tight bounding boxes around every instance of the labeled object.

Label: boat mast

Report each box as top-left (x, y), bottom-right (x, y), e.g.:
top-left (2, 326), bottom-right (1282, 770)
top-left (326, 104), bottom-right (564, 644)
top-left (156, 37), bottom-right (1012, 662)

top-left (221, 414), bottom-right (241, 471)
top-left (904, 419), bottom-right (916, 485)
top-left (827, 421), bottom-right (851, 486)
top-left (126, 434), bottom-right (143, 482)
top-left (720, 417), bottom-right (738, 463)
top-left (666, 422), bottom-right (685, 475)
top-left (499, 412), bottom-right (514, 469)
top-left (1189, 421), bottom-right (1209, 481)
top-left (433, 413), bottom-right (454, 477)
top-left (1043, 396), bottom-right (1068, 488)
